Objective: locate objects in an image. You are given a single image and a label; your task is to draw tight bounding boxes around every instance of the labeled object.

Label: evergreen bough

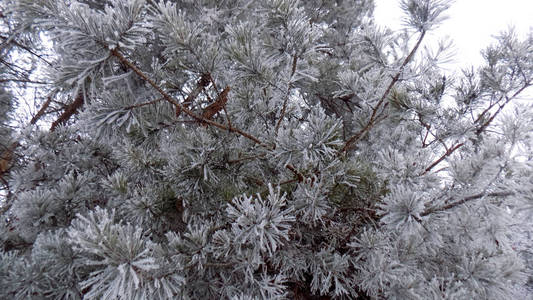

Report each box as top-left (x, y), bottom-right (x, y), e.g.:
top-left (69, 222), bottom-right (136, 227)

top-left (1, 0), bottom-right (532, 298)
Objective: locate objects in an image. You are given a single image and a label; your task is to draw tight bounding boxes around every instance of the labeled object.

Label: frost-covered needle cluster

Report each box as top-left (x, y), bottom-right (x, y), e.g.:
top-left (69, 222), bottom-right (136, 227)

top-left (0, 0), bottom-right (532, 299)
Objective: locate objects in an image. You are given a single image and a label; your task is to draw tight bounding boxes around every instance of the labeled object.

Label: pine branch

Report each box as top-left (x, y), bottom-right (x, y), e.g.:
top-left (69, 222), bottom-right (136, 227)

top-left (275, 54), bottom-right (298, 134)
top-left (124, 97), bottom-right (164, 110)
top-left (0, 34), bottom-right (54, 66)
top-left (475, 83), bottom-right (531, 135)
top-left (421, 191), bottom-right (514, 217)
top-left (176, 73), bottom-right (210, 117)
top-left (109, 49), bottom-right (308, 190)
top-left (30, 95), bottom-right (52, 125)
top-left (50, 89), bottom-right (84, 131)
top-left (421, 142), bottom-right (463, 175)
top-left (340, 30), bottom-right (427, 154)
top-left (421, 83), bottom-right (532, 175)
top-left (201, 86), bottom-right (230, 124)
top-left (110, 49), bottom-right (267, 147)
top-left (111, 49), bottom-right (270, 148)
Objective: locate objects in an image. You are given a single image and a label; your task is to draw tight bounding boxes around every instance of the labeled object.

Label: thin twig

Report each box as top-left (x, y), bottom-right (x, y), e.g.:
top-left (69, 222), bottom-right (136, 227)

top-left (279, 178), bottom-right (299, 186)
top-left (421, 191), bottom-right (514, 217)
top-left (340, 30), bottom-right (427, 154)
top-left (275, 54), bottom-right (298, 134)
top-left (227, 153), bottom-right (266, 164)
top-left (476, 84), bottom-right (531, 135)
top-left (0, 78), bottom-right (50, 84)
top-left (50, 89), bottom-right (85, 131)
top-left (0, 34), bottom-right (54, 66)
top-left (176, 73), bottom-right (210, 117)
top-left (124, 97), bottom-right (164, 110)
top-left (286, 164), bottom-right (304, 182)
top-left (30, 95), bottom-right (52, 124)
top-left (421, 142), bottom-right (463, 175)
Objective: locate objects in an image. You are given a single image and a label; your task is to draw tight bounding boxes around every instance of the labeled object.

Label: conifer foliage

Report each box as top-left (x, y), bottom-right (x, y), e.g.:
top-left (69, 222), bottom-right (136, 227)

top-left (1, 0), bottom-right (533, 299)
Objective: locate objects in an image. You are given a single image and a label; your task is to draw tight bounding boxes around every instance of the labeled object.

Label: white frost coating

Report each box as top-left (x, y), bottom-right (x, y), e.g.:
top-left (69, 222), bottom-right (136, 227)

top-left (1, 0), bottom-right (532, 299)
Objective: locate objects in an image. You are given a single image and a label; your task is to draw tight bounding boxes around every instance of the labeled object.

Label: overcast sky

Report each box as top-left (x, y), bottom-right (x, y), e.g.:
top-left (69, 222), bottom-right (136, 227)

top-left (374, 0), bottom-right (533, 68)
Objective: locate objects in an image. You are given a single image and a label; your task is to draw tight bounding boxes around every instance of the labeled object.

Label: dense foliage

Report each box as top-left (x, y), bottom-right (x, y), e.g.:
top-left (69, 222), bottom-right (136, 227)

top-left (1, 0), bottom-right (532, 299)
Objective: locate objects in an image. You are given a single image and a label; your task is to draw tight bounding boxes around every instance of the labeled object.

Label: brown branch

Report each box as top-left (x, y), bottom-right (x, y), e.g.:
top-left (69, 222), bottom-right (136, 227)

top-left (0, 78), bottom-right (50, 84)
top-left (205, 74), bottom-right (233, 129)
top-left (279, 178), bottom-right (299, 186)
top-left (422, 126), bottom-right (430, 147)
top-left (340, 30), bottom-right (426, 154)
top-left (124, 97), bottom-right (164, 110)
top-left (421, 191), bottom-right (514, 217)
top-left (110, 49), bottom-right (266, 147)
top-left (0, 34), bottom-right (53, 66)
top-left (421, 142), bottom-right (463, 175)
top-left (475, 84), bottom-right (531, 135)
top-left (0, 93), bottom-right (54, 192)
top-left (275, 55), bottom-right (298, 134)
top-left (110, 49), bottom-right (315, 188)
top-left (176, 73), bottom-right (210, 117)
top-left (30, 95), bottom-right (52, 125)
top-left (50, 89), bottom-right (84, 131)
top-left (286, 164), bottom-right (304, 182)
top-left (201, 86), bottom-right (230, 124)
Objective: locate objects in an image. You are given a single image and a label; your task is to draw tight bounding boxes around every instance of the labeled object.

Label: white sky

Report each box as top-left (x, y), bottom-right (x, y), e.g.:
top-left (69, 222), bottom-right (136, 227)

top-left (374, 0), bottom-right (533, 68)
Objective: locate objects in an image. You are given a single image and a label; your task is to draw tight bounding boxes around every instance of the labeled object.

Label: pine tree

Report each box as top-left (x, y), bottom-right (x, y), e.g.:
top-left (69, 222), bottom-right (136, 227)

top-left (1, 0), bottom-right (533, 299)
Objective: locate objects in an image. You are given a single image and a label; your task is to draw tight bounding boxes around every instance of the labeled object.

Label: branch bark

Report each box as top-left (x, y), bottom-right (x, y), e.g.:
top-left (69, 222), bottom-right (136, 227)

top-left (421, 142), bottom-right (463, 175)
top-left (340, 30), bottom-right (426, 154)
top-left (50, 89), bottom-right (85, 131)
top-left (108, 49), bottom-right (311, 187)
top-left (176, 73), bottom-right (210, 117)
top-left (110, 49), bottom-right (266, 146)
top-left (421, 191), bottom-right (514, 217)
top-left (475, 84), bottom-right (531, 135)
